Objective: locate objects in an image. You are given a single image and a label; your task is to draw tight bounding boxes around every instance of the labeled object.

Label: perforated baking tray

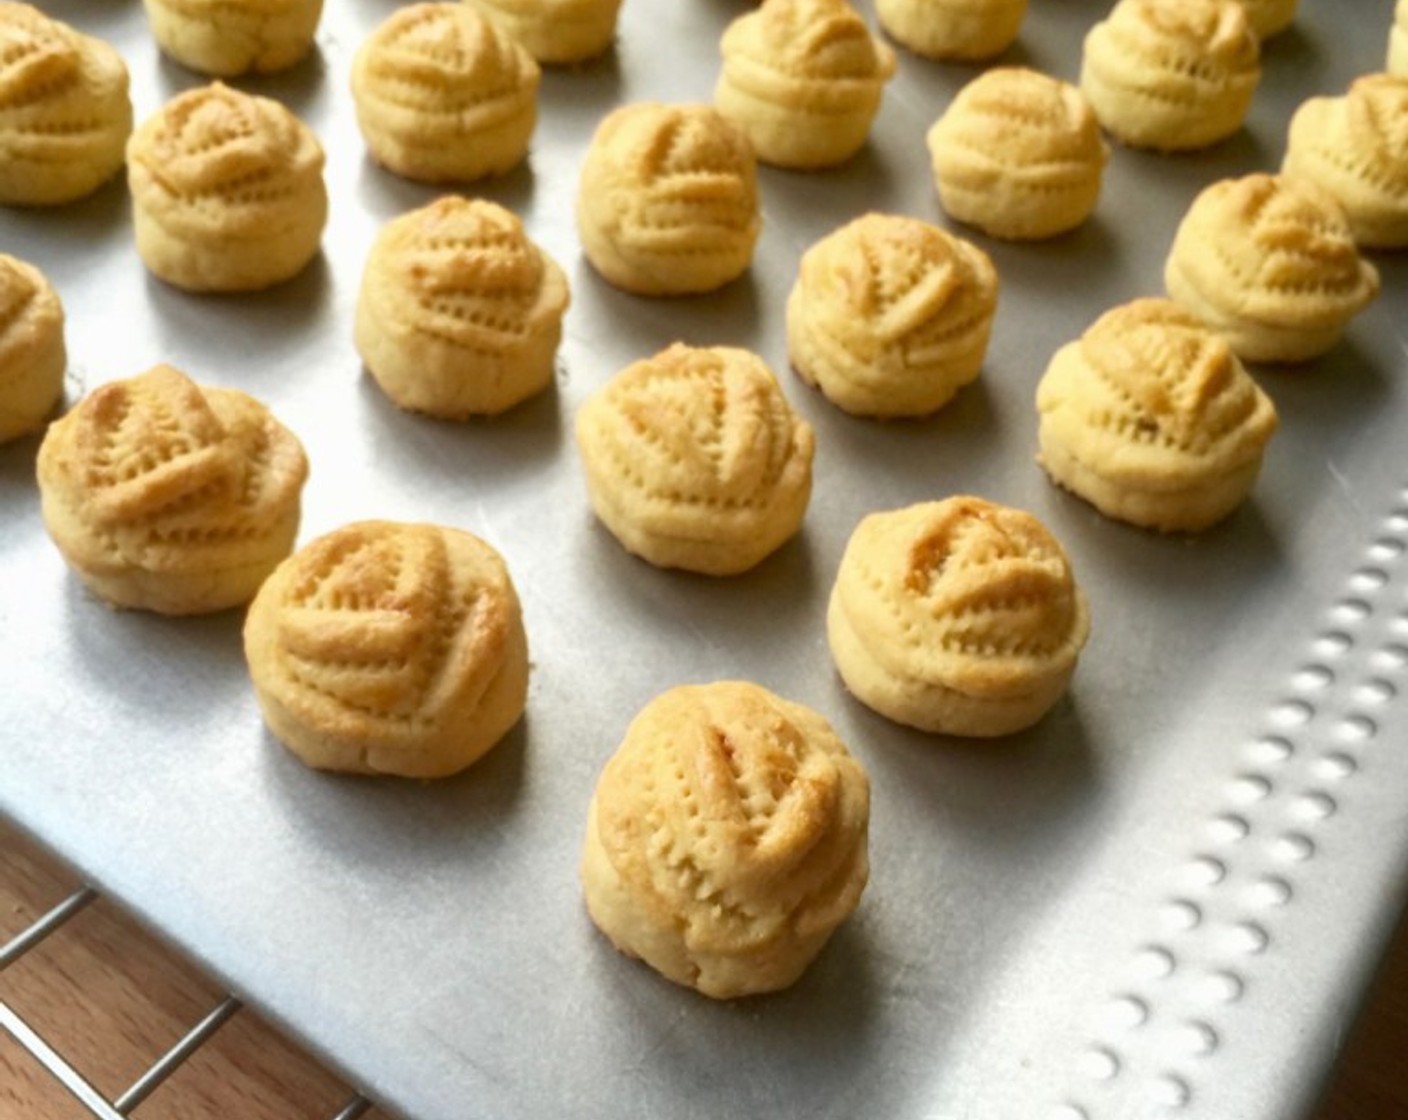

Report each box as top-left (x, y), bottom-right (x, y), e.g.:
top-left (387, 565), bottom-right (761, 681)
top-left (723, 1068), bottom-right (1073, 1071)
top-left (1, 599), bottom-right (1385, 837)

top-left (3, 1), bottom-right (1408, 1118)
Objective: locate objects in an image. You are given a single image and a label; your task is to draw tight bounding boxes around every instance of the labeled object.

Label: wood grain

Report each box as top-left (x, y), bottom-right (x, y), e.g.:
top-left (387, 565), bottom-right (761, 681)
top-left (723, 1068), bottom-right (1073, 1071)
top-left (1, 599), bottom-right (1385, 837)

top-left (2, 815), bottom-right (1404, 1119)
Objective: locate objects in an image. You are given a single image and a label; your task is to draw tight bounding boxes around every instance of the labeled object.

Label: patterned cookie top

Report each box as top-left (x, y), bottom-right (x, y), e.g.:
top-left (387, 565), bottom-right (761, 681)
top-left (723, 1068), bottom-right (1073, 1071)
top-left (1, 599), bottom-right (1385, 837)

top-left (583, 102), bottom-right (760, 256)
top-left (576, 343), bottom-right (813, 525)
top-left (0, 253), bottom-right (62, 378)
top-left (363, 197), bottom-right (568, 355)
top-left (38, 364), bottom-right (307, 567)
top-left (834, 497), bottom-right (1089, 699)
top-left (1086, 0), bottom-right (1259, 97)
top-left (594, 681), bottom-right (870, 954)
top-left (250, 520), bottom-right (520, 743)
top-left (1169, 174), bottom-right (1380, 329)
top-left (1038, 299), bottom-right (1277, 486)
top-left (794, 213), bottom-right (997, 363)
top-left (127, 83), bottom-right (325, 238)
top-left (721, 0), bottom-right (895, 90)
top-left (354, 3), bottom-right (538, 120)
top-left (930, 68), bottom-right (1107, 182)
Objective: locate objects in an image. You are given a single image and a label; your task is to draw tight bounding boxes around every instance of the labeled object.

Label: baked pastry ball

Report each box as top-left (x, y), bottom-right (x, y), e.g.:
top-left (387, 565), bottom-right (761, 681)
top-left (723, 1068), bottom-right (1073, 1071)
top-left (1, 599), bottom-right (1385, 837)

top-left (1392, 0), bottom-right (1408, 74)
top-left (575, 344), bottom-right (814, 575)
top-left (0, 254), bottom-right (65, 443)
top-left (0, 3), bottom-right (132, 206)
top-left (787, 213), bottom-right (997, 417)
top-left (463, 0), bottom-right (622, 64)
top-left (352, 3), bottom-right (539, 184)
top-left (1282, 74), bottom-right (1408, 249)
top-left (714, 0), bottom-right (896, 170)
top-left (142, 0), bottom-right (323, 76)
top-left (1229, 0), bottom-right (1296, 38)
top-left (37, 364), bottom-right (308, 614)
top-left (577, 103), bottom-right (760, 296)
top-left (243, 520), bottom-right (529, 778)
top-left (356, 197), bottom-right (569, 418)
top-left (581, 681), bottom-right (870, 998)
top-left (1164, 174), bottom-right (1380, 364)
top-left (828, 497), bottom-right (1089, 736)
top-left (127, 83), bottom-right (327, 292)
top-left (1080, 0), bottom-right (1260, 151)
top-left (926, 68), bottom-right (1108, 240)
top-left (876, 0), bottom-right (1027, 62)
top-left (1036, 299), bottom-right (1278, 532)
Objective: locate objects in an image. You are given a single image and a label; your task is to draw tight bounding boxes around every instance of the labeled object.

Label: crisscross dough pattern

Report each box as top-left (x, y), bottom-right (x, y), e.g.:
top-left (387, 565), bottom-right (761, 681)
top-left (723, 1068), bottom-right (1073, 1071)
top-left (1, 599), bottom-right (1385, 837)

top-left (351, 2), bottom-right (538, 183)
top-left (1036, 298), bottom-right (1277, 531)
top-left (581, 680), bottom-right (870, 998)
top-left (876, 0), bottom-right (1027, 62)
top-left (142, 0), bottom-right (324, 76)
top-left (1282, 74), bottom-right (1408, 249)
top-left (787, 213), bottom-right (998, 416)
top-left (575, 343), bottom-right (814, 575)
top-left (927, 67), bottom-right (1107, 239)
top-left (0, 253), bottom-right (64, 443)
top-left (128, 82), bottom-right (327, 291)
top-left (37, 364), bottom-right (308, 614)
top-left (577, 103), bottom-right (760, 294)
top-left (356, 197), bottom-right (569, 417)
top-left (715, 0), bottom-right (895, 168)
top-left (1080, 0), bottom-right (1259, 151)
top-left (244, 520), bottom-right (529, 777)
top-left (828, 497), bottom-right (1089, 735)
top-left (0, 2), bottom-right (131, 205)
top-left (464, 0), bottom-right (622, 64)
top-left (1164, 173), bottom-right (1380, 363)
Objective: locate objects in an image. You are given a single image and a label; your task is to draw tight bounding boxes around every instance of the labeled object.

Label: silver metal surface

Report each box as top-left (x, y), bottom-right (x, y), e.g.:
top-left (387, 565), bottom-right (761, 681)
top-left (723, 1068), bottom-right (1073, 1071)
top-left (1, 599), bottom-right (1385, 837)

top-left (2, 2), bottom-right (1406, 1118)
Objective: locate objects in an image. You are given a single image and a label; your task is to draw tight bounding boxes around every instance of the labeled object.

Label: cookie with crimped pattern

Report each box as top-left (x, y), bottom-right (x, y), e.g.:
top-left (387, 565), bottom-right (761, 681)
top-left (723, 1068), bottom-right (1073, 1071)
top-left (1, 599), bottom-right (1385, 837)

top-left (142, 0), bottom-right (324, 76)
top-left (1079, 0), bottom-right (1260, 152)
top-left (127, 82), bottom-right (327, 292)
top-left (713, 0), bottom-right (895, 170)
top-left (1164, 173), bottom-right (1380, 363)
top-left (0, 253), bottom-right (65, 443)
top-left (0, 2), bottom-right (132, 206)
top-left (37, 364), bottom-right (308, 614)
top-left (1036, 298), bottom-right (1278, 532)
top-left (786, 212), bottom-right (998, 417)
top-left (828, 496), bottom-right (1090, 736)
top-left (876, 0), bottom-right (1027, 62)
top-left (927, 67), bottom-right (1107, 240)
top-left (575, 343), bottom-right (813, 575)
top-left (581, 680), bottom-right (870, 998)
top-left (356, 197), bottom-right (569, 418)
top-left (243, 520), bottom-right (529, 778)
top-left (576, 102), bottom-right (760, 296)
top-left (351, 3), bottom-right (539, 184)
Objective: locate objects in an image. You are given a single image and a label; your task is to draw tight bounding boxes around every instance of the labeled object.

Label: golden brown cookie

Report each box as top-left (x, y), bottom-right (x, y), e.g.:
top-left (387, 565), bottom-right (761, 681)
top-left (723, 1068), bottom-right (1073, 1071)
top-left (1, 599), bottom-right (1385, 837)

top-left (927, 67), bottom-right (1108, 240)
top-left (786, 213), bottom-right (998, 417)
top-left (1392, 0), bottom-right (1408, 74)
top-left (1282, 74), bottom-right (1408, 249)
top-left (0, 3), bottom-right (132, 206)
top-left (0, 254), bottom-right (65, 443)
top-left (243, 520), bottom-right (529, 778)
top-left (1036, 299), bottom-right (1278, 532)
top-left (142, 0), bottom-right (324, 76)
top-left (1079, 0), bottom-right (1260, 151)
top-left (463, 0), bottom-right (622, 64)
top-left (714, 0), bottom-right (896, 170)
top-left (828, 497), bottom-right (1089, 736)
top-left (36, 364), bottom-right (308, 614)
top-left (356, 197), bottom-right (569, 418)
top-left (581, 680), bottom-right (870, 998)
top-left (876, 0), bottom-right (1027, 61)
top-left (575, 344), bottom-right (814, 575)
top-left (351, 3), bottom-right (539, 184)
top-left (577, 103), bottom-right (760, 296)
top-left (127, 83), bottom-right (327, 292)
top-left (1164, 174), bottom-right (1380, 363)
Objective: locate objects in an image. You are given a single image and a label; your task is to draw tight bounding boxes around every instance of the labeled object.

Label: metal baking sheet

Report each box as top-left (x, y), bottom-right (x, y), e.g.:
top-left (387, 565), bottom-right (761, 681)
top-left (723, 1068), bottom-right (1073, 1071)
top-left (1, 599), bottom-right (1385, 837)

top-left (3, 1), bottom-right (1407, 1118)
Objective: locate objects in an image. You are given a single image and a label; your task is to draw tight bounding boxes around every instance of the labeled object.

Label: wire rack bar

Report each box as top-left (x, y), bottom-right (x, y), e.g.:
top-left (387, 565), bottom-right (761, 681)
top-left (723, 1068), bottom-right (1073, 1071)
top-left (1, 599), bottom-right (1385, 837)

top-left (0, 885), bottom-right (97, 970)
top-left (111, 993), bottom-right (243, 1114)
top-left (0, 999), bottom-right (126, 1120)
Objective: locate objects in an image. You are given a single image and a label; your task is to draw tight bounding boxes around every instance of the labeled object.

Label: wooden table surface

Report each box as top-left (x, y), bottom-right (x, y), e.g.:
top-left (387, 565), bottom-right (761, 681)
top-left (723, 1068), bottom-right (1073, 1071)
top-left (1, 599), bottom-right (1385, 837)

top-left (2, 815), bottom-right (1404, 1119)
